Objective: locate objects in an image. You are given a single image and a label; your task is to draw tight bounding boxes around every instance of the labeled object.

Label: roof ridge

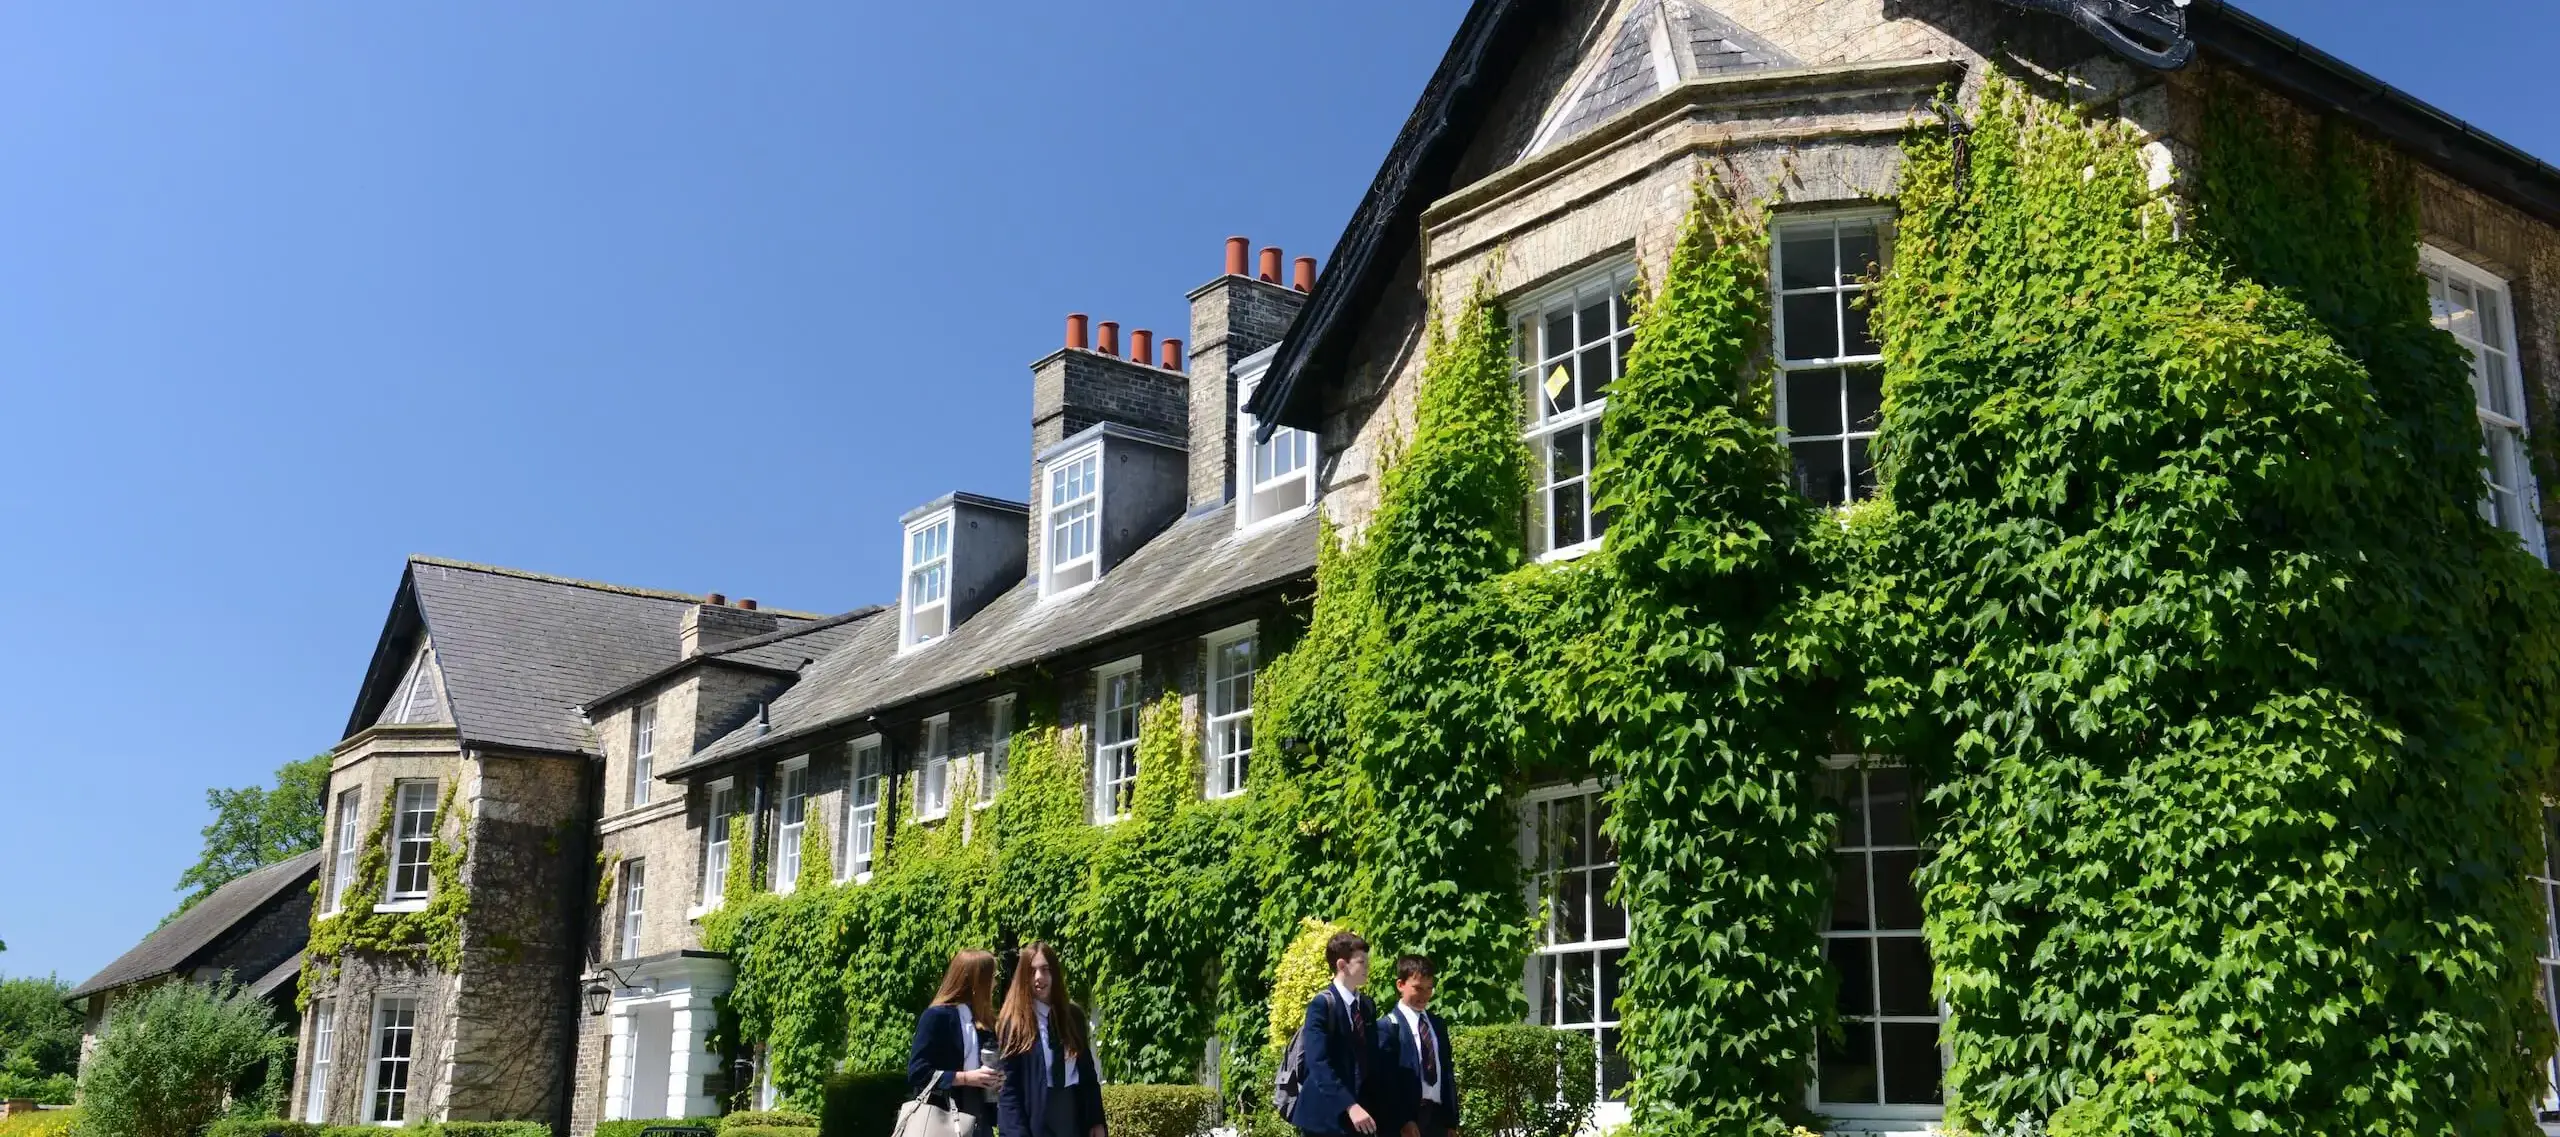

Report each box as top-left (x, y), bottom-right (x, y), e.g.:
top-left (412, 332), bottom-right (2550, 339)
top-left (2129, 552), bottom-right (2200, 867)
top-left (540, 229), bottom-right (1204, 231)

top-left (405, 554), bottom-right (829, 619)
top-left (704, 603), bottom-right (893, 656)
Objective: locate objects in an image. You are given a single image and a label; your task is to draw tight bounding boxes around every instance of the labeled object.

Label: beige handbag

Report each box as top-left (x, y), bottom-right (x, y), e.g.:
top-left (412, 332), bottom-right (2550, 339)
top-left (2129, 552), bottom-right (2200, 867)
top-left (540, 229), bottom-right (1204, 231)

top-left (894, 1076), bottom-right (981, 1137)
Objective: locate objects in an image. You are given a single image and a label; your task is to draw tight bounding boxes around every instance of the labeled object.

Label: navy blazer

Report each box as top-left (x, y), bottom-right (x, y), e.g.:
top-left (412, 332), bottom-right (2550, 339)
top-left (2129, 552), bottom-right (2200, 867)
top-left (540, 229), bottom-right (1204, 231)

top-left (993, 1014), bottom-right (1106, 1137)
top-left (1294, 986), bottom-right (1375, 1136)
top-left (909, 1005), bottom-right (997, 1125)
top-left (1367, 1007), bottom-right (1460, 1136)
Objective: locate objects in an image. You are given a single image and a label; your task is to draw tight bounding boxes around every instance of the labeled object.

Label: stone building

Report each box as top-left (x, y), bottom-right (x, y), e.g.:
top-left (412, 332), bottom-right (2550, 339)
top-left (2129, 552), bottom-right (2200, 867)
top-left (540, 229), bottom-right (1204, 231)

top-left (69, 851), bottom-right (318, 1067)
top-left (279, 1), bottom-right (2560, 1134)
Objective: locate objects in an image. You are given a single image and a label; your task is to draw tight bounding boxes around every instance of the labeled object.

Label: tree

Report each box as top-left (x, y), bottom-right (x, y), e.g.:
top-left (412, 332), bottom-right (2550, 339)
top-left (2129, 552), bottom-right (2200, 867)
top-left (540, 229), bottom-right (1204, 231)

top-left (171, 753), bottom-right (330, 919)
top-left (0, 975), bottom-right (82, 1104)
top-left (77, 978), bottom-right (288, 1137)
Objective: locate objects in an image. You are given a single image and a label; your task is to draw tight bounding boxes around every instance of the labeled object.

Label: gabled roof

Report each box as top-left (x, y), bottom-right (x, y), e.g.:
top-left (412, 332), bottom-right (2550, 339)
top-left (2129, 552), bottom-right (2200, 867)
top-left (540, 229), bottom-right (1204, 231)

top-left (1247, 0), bottom-right (2560, 433)
top-left (580, 605), bottom-right (888, 715)
top-left (68, 852), bottom-right (320, 1002)
top-left (664, 502), bottom-right (1318, 777)
top-left (345, 556), bottom-right (821, 756)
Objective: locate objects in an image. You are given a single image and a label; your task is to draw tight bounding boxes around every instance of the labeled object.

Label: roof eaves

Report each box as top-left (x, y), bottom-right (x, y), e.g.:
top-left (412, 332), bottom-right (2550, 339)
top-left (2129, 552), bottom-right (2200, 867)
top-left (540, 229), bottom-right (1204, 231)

top-left (404, 555), bottom-right (829, 620)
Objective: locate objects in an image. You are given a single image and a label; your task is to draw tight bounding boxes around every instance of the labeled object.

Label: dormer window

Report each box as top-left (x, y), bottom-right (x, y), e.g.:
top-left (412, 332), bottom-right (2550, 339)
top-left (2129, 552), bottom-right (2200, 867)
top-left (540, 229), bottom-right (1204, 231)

top-left (904, 512), bottom-right (954, 649)
top-left (1045, 444), bottom-right (1103, 594)
top-left (1236, 353), bottom-right (1319, 531)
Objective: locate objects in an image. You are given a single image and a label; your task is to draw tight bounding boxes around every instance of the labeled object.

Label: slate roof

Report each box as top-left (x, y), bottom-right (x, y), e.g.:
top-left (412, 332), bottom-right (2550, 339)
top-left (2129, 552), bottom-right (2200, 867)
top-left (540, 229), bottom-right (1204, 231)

top-left (68, 852), bottom-right (320, 1001)
top-left (667, 502), bottom-right (1319, 776)
top-left (358, 557), bottom-right (826, 756)
top-left (246, 952), bottom-right (303, 999)
top-left (581, 605), bottom-right (887, 714)
top-left (1537, 0), bottom-right (1796, 152)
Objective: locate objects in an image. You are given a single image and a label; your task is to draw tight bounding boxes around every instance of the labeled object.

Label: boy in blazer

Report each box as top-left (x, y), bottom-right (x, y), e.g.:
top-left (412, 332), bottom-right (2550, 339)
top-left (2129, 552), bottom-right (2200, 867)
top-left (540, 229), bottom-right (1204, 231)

top-left (1294, 931), bottom-right (1380, 1137)
top-left (1371, 955), bottom-right (1461, 1137)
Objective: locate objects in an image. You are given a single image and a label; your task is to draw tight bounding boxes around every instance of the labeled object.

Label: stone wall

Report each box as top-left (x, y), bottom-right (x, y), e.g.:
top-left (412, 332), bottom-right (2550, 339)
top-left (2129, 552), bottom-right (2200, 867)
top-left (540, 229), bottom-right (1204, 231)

top-left (1187, 275), bottom-right (1309, 509)
top-left (443, 751), bottom-right (590, 1124)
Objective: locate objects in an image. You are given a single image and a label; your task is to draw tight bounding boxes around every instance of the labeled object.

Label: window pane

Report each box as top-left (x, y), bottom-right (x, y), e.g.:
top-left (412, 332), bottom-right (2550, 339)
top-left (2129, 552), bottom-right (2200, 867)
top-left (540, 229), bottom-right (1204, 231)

top-left (1599, 947), bottom-right (1625, 1018)
top-left (1829, 936), bottom-right (1875, 1017)
top-left (1558, 870), bottom-right (1588, 943)
top-left (1599, 1027), bottom-right (1630, 1098)
top-left (1552, 479), bottom-right (1587, 551)
top-left (1850, 438), bottom-right (1878, 503)
top-left (1561, 953), bottom-right (1594, 1025)
top-left (1839, 225), bottom-right (1881, 283)
top-left (1830, 852), bottom-right (1871, 931)
top-left (1842, 296), bottom-right (1877, 358)
top-left (1792, 441), bottom-right (1846, 505)
top-left (1880, 1023), bottom-right (1945, 1105)
top-left (1787, 371), bottom-right (1844, 437)
top-left (1876, 936), bottom-right (1935, 1016)
top-left (1593, 867), bottom-right (1625, 940)
top-left (1580, 343), bottom-right (1615, 403)
top-left (1846, 367), bottom-right (1884, 431)
top-left (1780, 233), bottom-right (1834, 290)
top-left (1872, 850), bottom-right (1924, 930)
top-left (1818, 1022), bottom-right (1879, 1105)
top-left (1868, 768), bottom-right (1915, 844)
top-left (1784, 294), bottom-right (1839, 361)
top-left (1545, 312), bottom-right (1574, 362)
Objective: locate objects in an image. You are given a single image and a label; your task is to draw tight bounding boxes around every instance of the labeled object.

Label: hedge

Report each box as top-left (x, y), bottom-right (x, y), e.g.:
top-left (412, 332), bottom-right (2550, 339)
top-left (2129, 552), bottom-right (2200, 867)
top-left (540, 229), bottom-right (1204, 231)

top-left (205, 1120), bottom-right (553, 1137)
top-left (1098, 1085), bottom-right (1216, 1137)
top-left (433, 1124), bottom-right (553, 1137)
top-left (592, 1120), bottom-right (703, 1137)
top-left (1451, 1025), bottom-right (1596, 1137)
top-left (0, 1110), bottom-right (77, 1137)
top-left (205, 1120), bottom-right (320, 1137)
top-left (819, 1071), bottom-right (910, 1137)
top-left (721, 1127), bottom-right (818, 1137)
top-left (719, 1113), bottom-right (818, 1133)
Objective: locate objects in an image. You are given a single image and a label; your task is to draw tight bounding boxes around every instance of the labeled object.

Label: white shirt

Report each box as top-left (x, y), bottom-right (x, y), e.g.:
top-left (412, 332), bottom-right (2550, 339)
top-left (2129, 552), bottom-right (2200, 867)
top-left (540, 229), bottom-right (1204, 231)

top-left (1394, 1004), bottom-right (1441, 1103)
top-left (1034, 1004), bottom-right (1081, 1086)
top-left (956, 1004), bottom-right (980, 1071)
top-left (1331, 979), bottom-right (1360, 1015)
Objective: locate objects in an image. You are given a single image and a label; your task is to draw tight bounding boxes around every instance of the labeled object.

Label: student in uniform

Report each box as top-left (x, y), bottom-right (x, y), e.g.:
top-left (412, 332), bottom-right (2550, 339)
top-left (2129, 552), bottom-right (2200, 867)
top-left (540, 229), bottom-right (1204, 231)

top-left (1293, 931), bottom-right (1379, 1137)
top-left (1369, 955), bottom-right (1460, 1137)
top-left (994, 942), bottom-right (1106, 1137)
top-left (909, 949), bottom-right (1004, 1131)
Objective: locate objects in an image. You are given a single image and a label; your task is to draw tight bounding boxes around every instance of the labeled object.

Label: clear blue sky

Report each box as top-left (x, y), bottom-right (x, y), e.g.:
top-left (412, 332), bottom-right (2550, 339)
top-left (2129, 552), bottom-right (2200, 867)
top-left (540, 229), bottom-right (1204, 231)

top-left (0, 1), bottom-right (2550, 984)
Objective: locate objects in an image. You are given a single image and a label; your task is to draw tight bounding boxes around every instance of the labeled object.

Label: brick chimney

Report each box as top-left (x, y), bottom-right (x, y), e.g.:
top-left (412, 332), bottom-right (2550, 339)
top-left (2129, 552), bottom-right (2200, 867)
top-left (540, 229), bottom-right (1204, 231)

top-left (1028, 315), bottom-right (1194, 578)
top-left (1187, 237), bottom-right (1312, 510)
top-left (681, 597), bottom-right (781, 658)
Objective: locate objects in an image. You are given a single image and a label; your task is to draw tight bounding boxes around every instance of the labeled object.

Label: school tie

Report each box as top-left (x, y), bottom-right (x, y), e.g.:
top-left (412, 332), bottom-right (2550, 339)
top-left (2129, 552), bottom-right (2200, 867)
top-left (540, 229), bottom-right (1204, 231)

top-left (1417, 1018), bottom-right (1438, 1089)
top-left (1048, 1020), bottom-right (1067, 1089)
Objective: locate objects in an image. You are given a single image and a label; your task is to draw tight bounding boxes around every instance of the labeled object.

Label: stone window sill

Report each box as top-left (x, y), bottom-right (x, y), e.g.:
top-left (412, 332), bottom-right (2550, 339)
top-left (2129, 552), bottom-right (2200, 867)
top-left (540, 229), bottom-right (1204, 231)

top-left (373, 899), bottom-right (428, 914)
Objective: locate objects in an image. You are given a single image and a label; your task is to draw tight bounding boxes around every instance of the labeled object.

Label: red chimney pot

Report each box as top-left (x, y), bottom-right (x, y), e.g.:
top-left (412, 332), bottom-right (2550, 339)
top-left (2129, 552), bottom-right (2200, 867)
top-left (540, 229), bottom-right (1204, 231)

top-left (1293, 257), bottom-right (1317, 292)
top-left (1066, 313), bottom-right (1091, 351)
top-left (705, 593), bottom-right (727, 606)
top-left (1130, 329), bottom-right (1154, 365)
top-left (739, 598), bottom-right (759, 611)
top-left (1161, 337), bottom-right (1184, 371)
top-left (1259, 247), bottom-right (1283, 284)
top-left (1096, 321), bottom-right (1121, 357)
top-left (1225, 237), bottom-right (1251, 278)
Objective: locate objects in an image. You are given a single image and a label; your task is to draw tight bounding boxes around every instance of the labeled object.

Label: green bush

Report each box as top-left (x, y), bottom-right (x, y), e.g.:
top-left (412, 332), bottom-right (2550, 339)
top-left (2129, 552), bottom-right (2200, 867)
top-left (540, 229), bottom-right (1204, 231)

top-left (1098, 1085), bottom-right (1216, 1137)
top-left (78, 980), bottom-right (291, 1137)
top-left (319, 1126), bottom-right (383, 1137)
top-left (818, 1072), bottom-right (909, 1137)
top-left (1450, 1025), bottom-right (1595, 1137)
top-left (719, 1111), bottom-right (819, 1132)
top-left (592, 1118), bottom-right (699, 1137)
top-left (0, 1109), bottom-right (78, 1137)
top-left (720, 1126), bottom-right (817, 1137)
top-left (431, 1123), bottom-right (554, 1137)
top-left (205, 1120), bottom-right (323, 1137)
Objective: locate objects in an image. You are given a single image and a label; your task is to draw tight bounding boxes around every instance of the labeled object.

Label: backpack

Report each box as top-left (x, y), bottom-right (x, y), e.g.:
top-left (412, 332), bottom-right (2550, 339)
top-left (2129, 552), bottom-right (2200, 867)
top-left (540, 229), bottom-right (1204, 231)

top-left (1272, 1026), bottom-right (1309, 1125)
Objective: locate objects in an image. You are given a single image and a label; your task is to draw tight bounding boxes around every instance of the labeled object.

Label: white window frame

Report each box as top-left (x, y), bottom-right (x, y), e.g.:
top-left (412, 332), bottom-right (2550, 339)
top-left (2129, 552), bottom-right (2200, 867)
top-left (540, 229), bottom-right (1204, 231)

top-left (304, 999), bottom-right (336, 1123)
top-left (1092, 658), bottom-right (1143, 823)
top-left (1519, 780), bottom-right (1629, 1108)
top-left (903, 510), bottom-right (956, 649)
top-left (1043, 443), bottom-right (1105, 597)
top-left (1773, 212), bottom-right (1892, 508)
top-left (2534, 805), bottom-right (2560, 1124)
top-left (619, 858), bottom-right (647, 960)
top-left (1236, 361), bottom-right (1319, 533)
top-left (977, 696), bottom-right (1015, 808)
top-left (845, 738), bottom-right (885, 882)
top-left (365, 997), bottom-right (418, 1126)
top-left (1516, 263), bottom-right (1639, 562)
top-left (773, 757), bottom-right (810, 894)
top-left (699, 778), bottom-right (736, 912)
top-left (381, 781), bottom-right (438, 908)
top-left (1204, 625), bottom-right (1257, 799)
top-left (1812, 757), bottom-right (1944, 1123)
top-left (2423, 246), bottom-right (2547, 563)
top-left (325, 788), bottom-right (361, 916)
top-left (628, 700), bottom-right (657, 809)
top-left (917, 715), bottom-right (954, 821)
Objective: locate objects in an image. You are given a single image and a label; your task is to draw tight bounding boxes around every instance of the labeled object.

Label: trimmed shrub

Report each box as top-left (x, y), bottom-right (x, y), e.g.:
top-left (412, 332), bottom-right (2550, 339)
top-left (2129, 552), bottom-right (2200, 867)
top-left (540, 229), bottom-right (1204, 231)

top-left (320, 1127), bottom-right (383, 1137)
top-left (206, 1120), bottom-right (323, 1137)
top-left (1099, 1085), bottom-right (1215, 1137)
top-left (433, 1123), bottom-right (554, 1137)
top-left (78, 979), bottom-right (291, 1137)
top-left (1262, 918), bottom-right (1350, 1056)
top-left (592, 1119), bottom-right (699, 1137)
top-left (721, 1127), bottom-right (818, 1137)
top-left (818, 1071), bottom-right (910, 1137)
top-left (1450, 1025), bottom-right (1595, 1137)
top-left (719, 1111), bottom-right (819, 1132)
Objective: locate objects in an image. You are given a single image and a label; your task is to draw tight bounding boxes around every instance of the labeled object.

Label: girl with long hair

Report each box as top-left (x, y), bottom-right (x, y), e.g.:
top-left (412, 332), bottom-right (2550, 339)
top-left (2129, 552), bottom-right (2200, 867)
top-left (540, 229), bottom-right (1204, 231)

top-left (910, 949), bottom-right (1004, 1129)
top-left (993, 942), bottom-right (1105, 1137)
